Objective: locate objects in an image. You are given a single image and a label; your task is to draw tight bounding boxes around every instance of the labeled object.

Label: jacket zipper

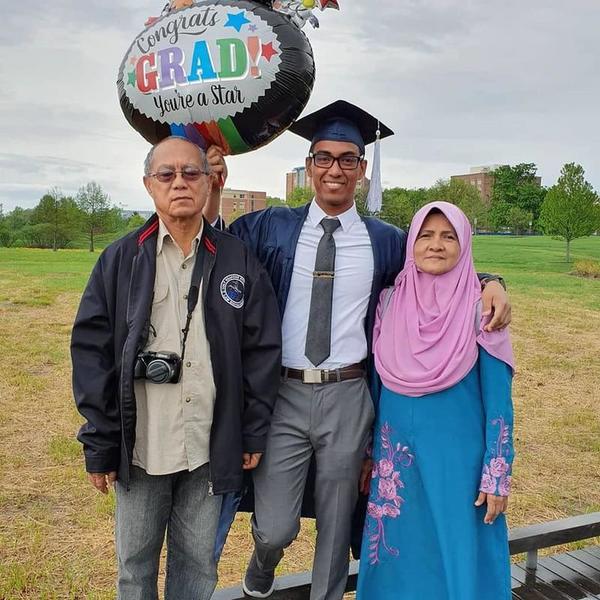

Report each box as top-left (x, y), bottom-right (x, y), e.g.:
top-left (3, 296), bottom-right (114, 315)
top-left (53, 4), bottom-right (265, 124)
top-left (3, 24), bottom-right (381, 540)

top-left (202, 238), bottom-right (216, 497)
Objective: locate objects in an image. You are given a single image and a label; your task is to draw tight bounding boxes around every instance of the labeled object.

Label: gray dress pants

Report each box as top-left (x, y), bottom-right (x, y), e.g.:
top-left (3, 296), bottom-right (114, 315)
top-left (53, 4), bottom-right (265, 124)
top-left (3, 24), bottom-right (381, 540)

top-left (251, 376), bottom-right (375, 600)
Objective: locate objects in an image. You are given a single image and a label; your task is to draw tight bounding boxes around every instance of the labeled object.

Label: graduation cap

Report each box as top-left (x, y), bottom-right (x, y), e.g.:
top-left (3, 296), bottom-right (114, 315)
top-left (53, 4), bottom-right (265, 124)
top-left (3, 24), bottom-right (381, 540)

top-left (289, 100), bottom-right (394, 213)
top-left (289, 100), bottom-right (393, 154)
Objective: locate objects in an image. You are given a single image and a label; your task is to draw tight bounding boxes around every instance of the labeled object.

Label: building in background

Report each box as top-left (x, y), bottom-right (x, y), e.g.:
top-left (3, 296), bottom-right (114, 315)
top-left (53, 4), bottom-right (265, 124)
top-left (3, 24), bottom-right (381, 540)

top-left (451, 165), bottom-right (503, 204)
top-left (286, 166), bottom-right (315, 199)
top-left (286, 166), bottom-right (370, 200)
top-left (221, 188), bottom-right (267, 223)
top-left (451, 165), bottom-right (543, 204)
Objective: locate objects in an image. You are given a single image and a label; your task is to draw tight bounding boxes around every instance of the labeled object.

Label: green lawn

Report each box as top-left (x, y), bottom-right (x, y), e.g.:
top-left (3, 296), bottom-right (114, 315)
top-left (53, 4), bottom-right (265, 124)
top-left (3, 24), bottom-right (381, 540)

top-left (0, 236), bottom-right (598, 599)
top-left (1, 234), bottom-right (598, 307)
top-left (476, 235), bottom-right (600, 309)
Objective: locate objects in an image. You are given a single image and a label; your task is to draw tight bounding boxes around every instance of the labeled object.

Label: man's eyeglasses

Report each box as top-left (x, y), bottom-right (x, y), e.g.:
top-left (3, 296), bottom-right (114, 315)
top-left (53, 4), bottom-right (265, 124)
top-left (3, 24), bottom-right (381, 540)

top-left (309, 153), bottom-right (364, 171)
top-left (148, 166), bottom-right (207, 183)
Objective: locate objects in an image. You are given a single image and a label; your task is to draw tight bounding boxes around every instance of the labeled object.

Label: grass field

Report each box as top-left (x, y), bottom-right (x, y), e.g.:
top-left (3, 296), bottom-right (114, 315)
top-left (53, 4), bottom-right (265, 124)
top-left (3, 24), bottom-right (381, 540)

top-left (0, 235), bottom-right (599, 599)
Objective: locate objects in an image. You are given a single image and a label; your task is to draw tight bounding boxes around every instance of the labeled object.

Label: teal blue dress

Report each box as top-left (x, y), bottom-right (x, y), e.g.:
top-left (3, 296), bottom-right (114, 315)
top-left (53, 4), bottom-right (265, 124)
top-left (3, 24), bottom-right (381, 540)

top-left (357, 347), bottom-right (514, 600)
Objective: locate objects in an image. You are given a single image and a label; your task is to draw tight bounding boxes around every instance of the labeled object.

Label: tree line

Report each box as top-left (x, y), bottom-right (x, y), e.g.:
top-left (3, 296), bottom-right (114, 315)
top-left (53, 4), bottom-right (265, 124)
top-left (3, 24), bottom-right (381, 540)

top-left (0, 182), bottom-right (147, 252)
top-left (1, 163), bottom-right (598, 260)
top-left (278, 162), bottom-right (599, 261)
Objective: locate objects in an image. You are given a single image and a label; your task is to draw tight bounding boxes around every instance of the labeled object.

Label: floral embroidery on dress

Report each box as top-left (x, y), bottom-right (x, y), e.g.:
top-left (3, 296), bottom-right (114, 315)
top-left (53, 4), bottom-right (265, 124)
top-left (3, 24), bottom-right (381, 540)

top-left (366, 422), bottom-right (413, 565)
top-left (480, 416), bottom-right (512, 497)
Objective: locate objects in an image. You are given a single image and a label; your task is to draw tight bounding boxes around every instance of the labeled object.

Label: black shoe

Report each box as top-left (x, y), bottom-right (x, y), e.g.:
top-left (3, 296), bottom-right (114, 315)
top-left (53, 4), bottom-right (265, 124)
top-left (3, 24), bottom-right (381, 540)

top-left (242, 551), bottom-right (275, 598)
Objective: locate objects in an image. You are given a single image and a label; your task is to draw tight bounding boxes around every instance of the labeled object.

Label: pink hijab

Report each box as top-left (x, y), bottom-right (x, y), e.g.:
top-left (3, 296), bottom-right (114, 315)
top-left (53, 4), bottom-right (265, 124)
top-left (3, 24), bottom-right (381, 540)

top-left (374, 201), bottom-right (514, 397)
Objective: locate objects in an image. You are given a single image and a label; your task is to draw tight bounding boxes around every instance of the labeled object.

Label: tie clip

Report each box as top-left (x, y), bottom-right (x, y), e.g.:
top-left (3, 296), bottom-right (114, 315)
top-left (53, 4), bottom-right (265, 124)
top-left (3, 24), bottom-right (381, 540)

top-left (313, 271), bottom-right (335, 279)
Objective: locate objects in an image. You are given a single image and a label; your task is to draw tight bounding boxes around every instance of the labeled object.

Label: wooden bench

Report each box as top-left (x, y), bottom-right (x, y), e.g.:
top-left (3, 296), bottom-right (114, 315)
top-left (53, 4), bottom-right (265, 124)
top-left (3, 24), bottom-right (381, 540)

top-left (214, 512), bottom-right (600, 600)
top-left (510, 512), bottom-right (600, 600)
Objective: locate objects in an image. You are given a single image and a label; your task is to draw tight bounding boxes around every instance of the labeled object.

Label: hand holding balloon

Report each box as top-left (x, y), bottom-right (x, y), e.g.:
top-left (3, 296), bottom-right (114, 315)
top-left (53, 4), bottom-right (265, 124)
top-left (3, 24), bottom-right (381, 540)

top-left (206, 145), bottom-right (228, 187)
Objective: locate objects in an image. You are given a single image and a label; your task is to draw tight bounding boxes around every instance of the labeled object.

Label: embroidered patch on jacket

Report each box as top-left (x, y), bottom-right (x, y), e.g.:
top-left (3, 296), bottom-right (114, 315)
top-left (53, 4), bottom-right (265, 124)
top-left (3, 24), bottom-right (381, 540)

top-left (220, 274), bottom-right (245, 309)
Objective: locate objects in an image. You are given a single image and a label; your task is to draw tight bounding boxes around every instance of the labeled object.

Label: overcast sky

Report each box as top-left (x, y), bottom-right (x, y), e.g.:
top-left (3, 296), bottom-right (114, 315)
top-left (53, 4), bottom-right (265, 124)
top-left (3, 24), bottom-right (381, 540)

top-left (1, 0), bottom-right (599, 212)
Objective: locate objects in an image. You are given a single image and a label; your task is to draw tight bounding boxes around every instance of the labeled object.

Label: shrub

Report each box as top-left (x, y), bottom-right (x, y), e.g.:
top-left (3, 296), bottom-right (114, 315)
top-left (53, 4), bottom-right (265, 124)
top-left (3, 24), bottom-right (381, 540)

top-left (572, 259), bottom-right (600, 279)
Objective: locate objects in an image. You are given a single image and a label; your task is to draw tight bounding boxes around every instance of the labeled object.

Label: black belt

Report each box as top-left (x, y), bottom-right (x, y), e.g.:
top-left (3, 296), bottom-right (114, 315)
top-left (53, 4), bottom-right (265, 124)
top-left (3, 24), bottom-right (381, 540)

top-left (281, 363), bottom-right (366, 384)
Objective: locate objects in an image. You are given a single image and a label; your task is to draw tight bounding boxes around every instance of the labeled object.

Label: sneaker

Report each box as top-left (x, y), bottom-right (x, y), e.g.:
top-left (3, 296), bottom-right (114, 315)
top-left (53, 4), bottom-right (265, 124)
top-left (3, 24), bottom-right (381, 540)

top-left (242, 551), bottom-right (275, 598)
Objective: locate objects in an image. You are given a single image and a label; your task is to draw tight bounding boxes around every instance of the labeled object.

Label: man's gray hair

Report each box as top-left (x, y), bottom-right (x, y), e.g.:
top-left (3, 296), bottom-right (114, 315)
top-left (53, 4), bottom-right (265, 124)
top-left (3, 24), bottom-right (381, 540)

top-left (143, 136), bottom-right (210, 176)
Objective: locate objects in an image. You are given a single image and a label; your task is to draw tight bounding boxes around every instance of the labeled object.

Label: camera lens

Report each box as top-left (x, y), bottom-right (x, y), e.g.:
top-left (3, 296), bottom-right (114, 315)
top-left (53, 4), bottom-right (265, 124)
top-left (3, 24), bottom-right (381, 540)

top-left (146, 359), bottom-right (173, 384)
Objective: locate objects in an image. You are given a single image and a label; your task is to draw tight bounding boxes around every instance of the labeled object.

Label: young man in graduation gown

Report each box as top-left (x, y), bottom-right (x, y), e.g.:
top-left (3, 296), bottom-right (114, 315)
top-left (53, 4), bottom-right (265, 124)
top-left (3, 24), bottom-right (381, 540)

top-left (207, 101), bottom-right (511, 600)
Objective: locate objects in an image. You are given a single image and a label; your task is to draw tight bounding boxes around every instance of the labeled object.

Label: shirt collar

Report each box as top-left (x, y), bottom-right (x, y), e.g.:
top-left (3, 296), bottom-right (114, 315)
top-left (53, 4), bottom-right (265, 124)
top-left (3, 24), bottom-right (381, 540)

top-left (307, 199), bottom-right (361, 232)
top-left (157, 219), bottom-right (204, 256)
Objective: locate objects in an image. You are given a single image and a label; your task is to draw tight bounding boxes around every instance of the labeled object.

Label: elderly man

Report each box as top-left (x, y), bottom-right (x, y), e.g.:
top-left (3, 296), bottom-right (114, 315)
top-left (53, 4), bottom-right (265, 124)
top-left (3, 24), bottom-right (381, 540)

top-left (71, 137), bottom-right (281, 600)
top-left (207, 101), bottom-right (511, 600)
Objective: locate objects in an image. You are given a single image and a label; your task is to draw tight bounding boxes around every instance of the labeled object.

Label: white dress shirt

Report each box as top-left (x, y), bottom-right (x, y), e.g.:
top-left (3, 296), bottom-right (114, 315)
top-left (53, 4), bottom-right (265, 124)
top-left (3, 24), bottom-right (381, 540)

top-left (281, 200), bottom-right (374, 369)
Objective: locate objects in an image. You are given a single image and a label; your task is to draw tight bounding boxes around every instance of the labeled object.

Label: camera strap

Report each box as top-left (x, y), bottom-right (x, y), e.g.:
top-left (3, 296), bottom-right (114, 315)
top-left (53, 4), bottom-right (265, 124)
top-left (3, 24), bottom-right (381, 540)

top-left (180, 236), bottom-right (206, 362)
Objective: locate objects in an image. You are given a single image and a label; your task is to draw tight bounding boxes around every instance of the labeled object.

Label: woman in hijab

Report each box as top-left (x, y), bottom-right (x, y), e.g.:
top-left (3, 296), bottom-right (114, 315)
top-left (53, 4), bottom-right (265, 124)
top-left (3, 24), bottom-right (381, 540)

top-left (357, 201), bottom-right (515, 600)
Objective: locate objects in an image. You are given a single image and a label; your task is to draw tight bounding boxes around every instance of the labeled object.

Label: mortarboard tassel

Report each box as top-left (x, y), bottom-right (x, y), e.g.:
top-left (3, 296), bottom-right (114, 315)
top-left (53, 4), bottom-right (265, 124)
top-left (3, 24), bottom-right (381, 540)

top-left (366, 125), bottom-right (382, 214)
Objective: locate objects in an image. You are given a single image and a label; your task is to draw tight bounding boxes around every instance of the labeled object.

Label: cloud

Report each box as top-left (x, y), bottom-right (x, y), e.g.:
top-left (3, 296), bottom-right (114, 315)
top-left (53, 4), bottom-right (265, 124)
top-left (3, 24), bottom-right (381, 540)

top-left (1, 0), bottom-right (599, 211)
top-left (0, 1), bottom-right (151, 45)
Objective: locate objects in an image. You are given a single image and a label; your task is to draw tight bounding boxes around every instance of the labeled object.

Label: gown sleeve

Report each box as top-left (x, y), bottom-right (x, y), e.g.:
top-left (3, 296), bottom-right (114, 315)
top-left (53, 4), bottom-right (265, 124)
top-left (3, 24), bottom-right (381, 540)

top-left (478, 347), bottom-right (515, 497)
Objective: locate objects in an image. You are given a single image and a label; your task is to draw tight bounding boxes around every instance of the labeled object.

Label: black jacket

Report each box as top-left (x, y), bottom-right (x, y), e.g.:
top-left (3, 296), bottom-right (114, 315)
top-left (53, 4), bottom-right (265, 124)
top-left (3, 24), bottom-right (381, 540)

top-left (71, 215), bottom-right (282, 494)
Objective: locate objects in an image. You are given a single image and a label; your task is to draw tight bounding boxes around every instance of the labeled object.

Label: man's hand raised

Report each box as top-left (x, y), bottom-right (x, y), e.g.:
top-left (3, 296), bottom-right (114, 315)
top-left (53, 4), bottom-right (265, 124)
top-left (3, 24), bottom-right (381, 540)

top-left (207, 145), bottom-right (228, 188)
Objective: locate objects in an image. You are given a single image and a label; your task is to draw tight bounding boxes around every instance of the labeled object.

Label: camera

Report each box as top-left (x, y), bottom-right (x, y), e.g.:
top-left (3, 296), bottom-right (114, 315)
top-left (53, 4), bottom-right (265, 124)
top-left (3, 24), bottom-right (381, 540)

top-left (134, 351), bottom-right (182, 384)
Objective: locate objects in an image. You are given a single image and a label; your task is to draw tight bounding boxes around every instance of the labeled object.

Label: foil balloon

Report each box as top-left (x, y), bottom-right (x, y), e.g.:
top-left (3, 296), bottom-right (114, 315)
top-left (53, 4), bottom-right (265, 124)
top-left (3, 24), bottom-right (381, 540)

top-left (118, 0), bottom-right (317, 153)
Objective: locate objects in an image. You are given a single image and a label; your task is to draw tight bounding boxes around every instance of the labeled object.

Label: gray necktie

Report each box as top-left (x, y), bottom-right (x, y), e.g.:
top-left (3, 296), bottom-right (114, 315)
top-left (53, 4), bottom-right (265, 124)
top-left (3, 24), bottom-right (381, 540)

top-left (305, 217), bottom-right (342, 367)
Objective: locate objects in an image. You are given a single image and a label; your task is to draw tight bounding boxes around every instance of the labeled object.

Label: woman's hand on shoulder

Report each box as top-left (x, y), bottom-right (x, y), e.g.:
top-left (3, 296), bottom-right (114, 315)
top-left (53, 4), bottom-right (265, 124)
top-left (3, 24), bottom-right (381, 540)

top-left (475, 491), bottom-right (508, 524)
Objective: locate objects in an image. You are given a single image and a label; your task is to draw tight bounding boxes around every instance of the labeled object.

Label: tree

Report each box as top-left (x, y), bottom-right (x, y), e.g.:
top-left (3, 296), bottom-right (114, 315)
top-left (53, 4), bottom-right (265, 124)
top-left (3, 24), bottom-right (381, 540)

top-left (127, 212), bottom-right (147, 229)
top-left (540, 163), bottom-right (599, 261)
top-left (354, 186), bottom-right (369, 217)
top-left (506, 206), bottom-right (532, 235)
top-left (0, 204), bottom-right (10, 247)
top-left (30, 188), bottom-right (83, 250)
top-left (287, 186), bottom-right (314, 208)
top-left (2, 206), bottom-right (33, 247)
top-left (76, 182), bottom-right (112, 252)
top-left (104, 206), bottom-right (127, 233)
top-left (266, 196), bottom-right (286, 208)
top-left (489, 163), bottom-right (545, 230)
top-left (47, 188), bottom-right (61, 251)
top-left (379, 188), bottom-right (428, 229)
top-left (427, 179), bottom-right (489, 231)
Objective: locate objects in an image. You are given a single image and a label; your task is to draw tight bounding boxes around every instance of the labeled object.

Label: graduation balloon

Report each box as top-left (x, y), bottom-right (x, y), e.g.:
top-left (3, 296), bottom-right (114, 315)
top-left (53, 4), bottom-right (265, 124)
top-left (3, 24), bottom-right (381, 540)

top-left (117, 0), bottom-right (321, 154)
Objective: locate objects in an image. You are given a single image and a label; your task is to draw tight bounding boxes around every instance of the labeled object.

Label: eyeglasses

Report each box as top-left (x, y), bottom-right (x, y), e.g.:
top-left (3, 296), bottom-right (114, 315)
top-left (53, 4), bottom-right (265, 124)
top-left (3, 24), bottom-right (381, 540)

top-left (309, 153), bottom-right (364, 171)
top-left (148, 166), bottom-right (207, 183)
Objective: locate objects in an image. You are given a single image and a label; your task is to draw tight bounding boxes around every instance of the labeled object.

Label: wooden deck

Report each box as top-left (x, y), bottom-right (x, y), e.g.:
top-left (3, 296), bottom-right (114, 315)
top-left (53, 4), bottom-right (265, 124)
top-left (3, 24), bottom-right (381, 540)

top-left (214, 545), bottom-right (600, 600)
top-left (511, 546), bottom-right (600, 600)
top-left (214, 513), bottom-right (600, 600)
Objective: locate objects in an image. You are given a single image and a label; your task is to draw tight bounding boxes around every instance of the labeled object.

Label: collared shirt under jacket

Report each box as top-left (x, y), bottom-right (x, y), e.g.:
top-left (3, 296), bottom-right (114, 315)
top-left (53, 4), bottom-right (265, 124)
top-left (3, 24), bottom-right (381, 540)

top-left (71, 216), bottom-right (282, 494)
top-left (227, 203), bottom-right (408, 386)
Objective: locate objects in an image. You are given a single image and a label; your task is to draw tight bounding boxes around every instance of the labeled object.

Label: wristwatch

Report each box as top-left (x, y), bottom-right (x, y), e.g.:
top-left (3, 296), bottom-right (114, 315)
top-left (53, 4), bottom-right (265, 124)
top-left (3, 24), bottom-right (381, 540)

top-left (480, 276), bottom-right (506, 291)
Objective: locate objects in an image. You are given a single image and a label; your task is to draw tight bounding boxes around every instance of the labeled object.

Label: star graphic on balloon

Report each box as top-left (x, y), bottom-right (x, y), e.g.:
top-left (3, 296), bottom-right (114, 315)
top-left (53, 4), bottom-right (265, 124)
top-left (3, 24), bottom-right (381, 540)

top-left (261, 42), bottom-right (278, 62)
top-left (224, 11), bottom-right (251, 32)
top-left (129, 55), bottom-right (138, 66)
top-left (248, 24), bottom-right (258, 32)
top-left (319, 0), bottom-right (340, 8)
top-left (127, 71), bottom-right (137, 87)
